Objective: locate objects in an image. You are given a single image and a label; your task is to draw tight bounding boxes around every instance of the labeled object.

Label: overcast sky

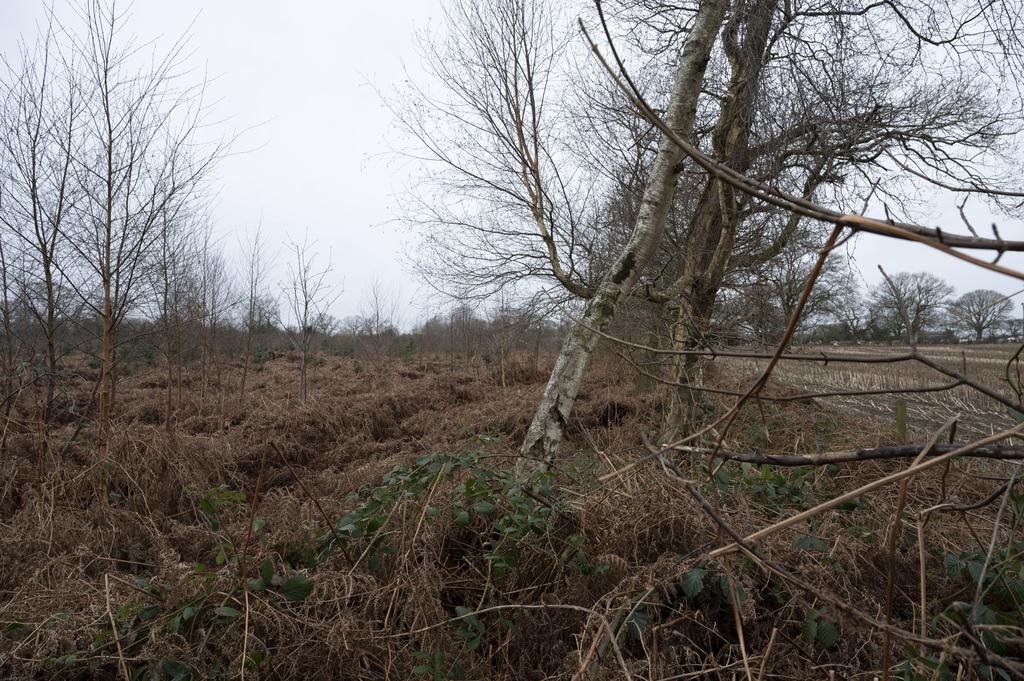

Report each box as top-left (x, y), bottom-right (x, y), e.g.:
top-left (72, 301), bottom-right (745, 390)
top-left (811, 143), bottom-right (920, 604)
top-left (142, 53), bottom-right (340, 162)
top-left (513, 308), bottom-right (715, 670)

top-left (2, 0), bottom-right (443, 325)
top-left (3, 1), bottom-right (1023, 325)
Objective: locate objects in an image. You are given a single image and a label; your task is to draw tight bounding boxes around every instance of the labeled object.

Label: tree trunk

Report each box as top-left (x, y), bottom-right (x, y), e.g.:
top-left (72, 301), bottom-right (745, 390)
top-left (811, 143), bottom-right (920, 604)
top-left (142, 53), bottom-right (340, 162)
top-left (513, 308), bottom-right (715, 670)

top-left (175, 316), bottom-right (184, 412)
top-left (110, 337), bottom-right (118, 411)
top-left (43, 256), bottom-right (57, 420)
top-left (98, 273), bottom-right (112, 465)
top-left (664, 293), bottom-right (717, 438)
top-left (300, 341), bottom-right (308, 403)
top-left (99, 110), bottom-right (115, 478)
top-left (518, 0), bottom-right (728, 472)
top-left (0, 245), bottom-right (14, 458)
top-left (165, 335), bottom-right (174, 432)
top-left (239, 331), bottom-right (252, 404)
top-left (162, 275), bottom-right (174, 432)
top-left (660, 0), bottom-right (780, 440)
top-left (201, 332), bottom-right (209, 400)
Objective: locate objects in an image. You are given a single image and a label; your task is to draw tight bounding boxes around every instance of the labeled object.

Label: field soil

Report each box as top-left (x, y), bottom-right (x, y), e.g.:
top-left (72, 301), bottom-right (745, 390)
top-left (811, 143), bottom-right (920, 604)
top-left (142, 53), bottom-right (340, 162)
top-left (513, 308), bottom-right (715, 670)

top-left (726, 343), bottom-right (1020, 439)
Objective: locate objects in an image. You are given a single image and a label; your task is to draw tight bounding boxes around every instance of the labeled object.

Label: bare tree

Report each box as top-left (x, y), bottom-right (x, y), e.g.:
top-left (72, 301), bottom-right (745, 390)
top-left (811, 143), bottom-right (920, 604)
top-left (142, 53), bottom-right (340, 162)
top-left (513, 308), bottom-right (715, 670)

top-left (947, 289), bottom-right (1014, 342)
top-left (447, 303), bottom-right (481, 366)
top-left (626, 0), bottom-right (1021, 436)
top-left (148, 199), bottom-right (200, 431)
top-left (359, 277), bottom-right (399, 357)
top-left (279, 234), bottom-right (337, 402)
top-left (489, 293), bottom-right (514, 387)
top-left (400, 0), bottom-right (1024, 464)
top-left (726, 239), bottom-right (854, 345)
top-left (394, 0), bottom-right (729, 465)
top-left (825, 282), bottom-right (874, 343)
top-left (196, 228), bottom-right (233, 401)
top-left (61, 0), bottom-right (222, 463)
top-left (0, 233), bottom-right (25, 455)
top-left (0, 20), bottom-right (82, 418)
top-left (238, 223), bottom-right (268, 403)
top-left (871, 270), bottom-right (954, 348)
top-left (396, 0), bottom-right (595, 301)
top-left (518, 0), bottom-right (728, 468)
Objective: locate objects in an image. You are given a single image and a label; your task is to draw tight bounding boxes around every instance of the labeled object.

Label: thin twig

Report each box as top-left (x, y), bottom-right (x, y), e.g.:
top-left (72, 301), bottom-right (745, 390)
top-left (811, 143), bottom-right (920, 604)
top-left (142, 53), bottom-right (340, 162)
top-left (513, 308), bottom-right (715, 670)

top-left (882, 416), bottom-right (957, 680)
top-left (269, 440), bottom-right (354, 565)
top-left (104, 574), bottom-right (130, 681)
top-left (670, 442), bottom-right (1024, 467)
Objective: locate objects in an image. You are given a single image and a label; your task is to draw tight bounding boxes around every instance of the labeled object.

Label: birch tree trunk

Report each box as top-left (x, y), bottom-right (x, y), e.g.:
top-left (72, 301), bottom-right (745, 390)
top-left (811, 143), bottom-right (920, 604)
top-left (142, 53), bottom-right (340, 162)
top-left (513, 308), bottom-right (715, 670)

top-left (518, 0), bottom-right (728, 471)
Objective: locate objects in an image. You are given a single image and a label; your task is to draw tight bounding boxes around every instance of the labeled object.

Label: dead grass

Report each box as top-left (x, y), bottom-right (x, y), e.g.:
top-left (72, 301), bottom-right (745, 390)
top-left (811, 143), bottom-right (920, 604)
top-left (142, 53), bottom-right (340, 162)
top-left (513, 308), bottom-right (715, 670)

top-left (0, 351), bottom-right (1018, 679)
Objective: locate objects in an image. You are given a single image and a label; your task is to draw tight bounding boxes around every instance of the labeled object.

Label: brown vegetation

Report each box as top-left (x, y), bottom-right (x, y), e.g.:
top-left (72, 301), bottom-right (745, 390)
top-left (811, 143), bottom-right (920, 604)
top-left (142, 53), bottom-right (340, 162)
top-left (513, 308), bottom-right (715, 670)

top-left (1, 351), bottom-right (1020, 679)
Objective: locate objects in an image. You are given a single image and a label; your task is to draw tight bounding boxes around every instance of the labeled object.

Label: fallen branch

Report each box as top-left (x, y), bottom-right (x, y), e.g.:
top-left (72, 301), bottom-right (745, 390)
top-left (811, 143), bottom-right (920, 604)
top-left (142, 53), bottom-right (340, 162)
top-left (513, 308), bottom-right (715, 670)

top-left (705, 422), bottom-right (1024, 559)
top-left (670, 442), bottom-right (1024, 467)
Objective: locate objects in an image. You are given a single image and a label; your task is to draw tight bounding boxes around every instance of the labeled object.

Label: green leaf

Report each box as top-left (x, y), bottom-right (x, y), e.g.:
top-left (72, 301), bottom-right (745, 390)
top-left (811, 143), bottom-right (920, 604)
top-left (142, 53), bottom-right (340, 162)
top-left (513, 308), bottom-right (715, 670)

top-left (92, 628), bottom-right (110, 648)
top-left (817, 619), bottom-right (839, 649)
top-left (844, 525), bottom-right (876, 546)
top-left (624, 608), bottom-right (648, 640)
top-left (943, 553), bottom-right (964, 579)
top-left (200, 497), bottom-right (215, 517)
top-left (801, 610), bottom-right (819, 644)
top-left (281, 575), bottom-right (314, 602)
top-left (472, 500), bottom-right (496, 514)
top-left (794, 534), bottom-right (828, 552)
top-left (973, 603), bottom-right (997, 626)
top-left (453, 605), bottom-right (480, 628)
top-left (714, 467), bottom-right (731, 488)
top-left (3, 620), bottom-right (25, 634)
top-left (681, 568), bottom-right (707, 598)
top-left (247, 578), bottom-right (266, 592)
top-left (161, 659), bottom-right (191, 681)
top-left (453, 509), bottom-right (471, 527)
top-left (1006, 577), bottom-right (1024, 603)
top-left (138, 604), bottom-right (160, 621)
top-left (261, 558), bottom-right (274, 585)
top-left (214, 606), bottom-right (241, 618)
top-left (837, 497), bottom-right (862, 511)
top-left (243, 651), bottom-right (263, 670)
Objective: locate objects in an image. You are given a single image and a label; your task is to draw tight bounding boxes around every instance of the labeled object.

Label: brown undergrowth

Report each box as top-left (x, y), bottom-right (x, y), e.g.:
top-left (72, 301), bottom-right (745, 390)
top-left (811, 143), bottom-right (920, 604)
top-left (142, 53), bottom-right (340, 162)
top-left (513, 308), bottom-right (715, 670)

top-left (0, 353), bottom-right (1019, 679)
